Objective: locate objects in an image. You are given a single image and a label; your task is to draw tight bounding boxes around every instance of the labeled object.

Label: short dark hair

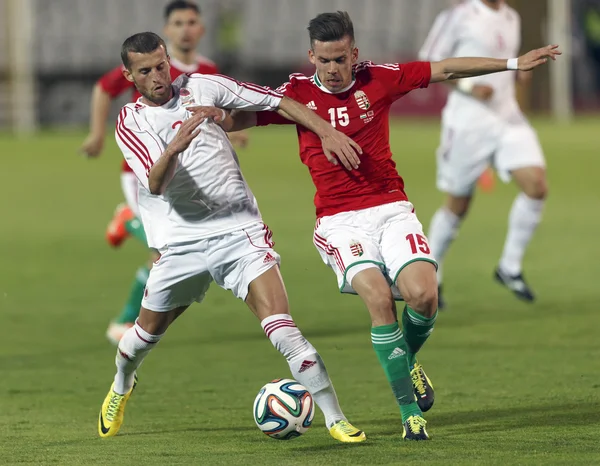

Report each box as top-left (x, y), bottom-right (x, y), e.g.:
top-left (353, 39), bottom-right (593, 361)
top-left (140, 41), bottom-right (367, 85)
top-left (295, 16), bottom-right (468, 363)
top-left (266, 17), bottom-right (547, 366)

top-left (121, 32), bottom-right (168, 69)
top-left (164, 0), bottom-right (200, 20)
top-left (307, 11), bottom-right (355, 48)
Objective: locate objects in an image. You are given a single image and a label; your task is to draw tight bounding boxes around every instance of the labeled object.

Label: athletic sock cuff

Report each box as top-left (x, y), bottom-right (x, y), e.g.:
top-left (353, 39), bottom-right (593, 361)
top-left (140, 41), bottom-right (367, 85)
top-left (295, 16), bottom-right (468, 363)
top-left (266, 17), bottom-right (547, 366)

top-left (405, 307), bottom-right (437, 325)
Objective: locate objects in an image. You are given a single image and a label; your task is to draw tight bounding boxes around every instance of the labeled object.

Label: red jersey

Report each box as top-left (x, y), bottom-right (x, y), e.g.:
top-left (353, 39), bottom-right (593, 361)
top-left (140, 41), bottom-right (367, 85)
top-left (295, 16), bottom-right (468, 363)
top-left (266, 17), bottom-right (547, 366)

top-left (256, 61), bottom-right (431, 218)
top-left (98, 56), bottom-right (218, 172)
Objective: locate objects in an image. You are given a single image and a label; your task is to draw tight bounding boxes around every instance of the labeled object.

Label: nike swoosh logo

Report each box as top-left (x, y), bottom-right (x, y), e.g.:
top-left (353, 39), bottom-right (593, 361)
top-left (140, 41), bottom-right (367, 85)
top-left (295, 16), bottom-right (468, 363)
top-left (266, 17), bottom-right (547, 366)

top-left (99, 412), bottom-right (110, 435)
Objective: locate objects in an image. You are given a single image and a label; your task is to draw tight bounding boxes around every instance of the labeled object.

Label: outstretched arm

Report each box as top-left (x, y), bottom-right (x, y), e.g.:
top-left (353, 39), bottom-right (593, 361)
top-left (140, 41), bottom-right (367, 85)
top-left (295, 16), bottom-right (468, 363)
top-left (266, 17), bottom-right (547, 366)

top-left (189, 95), bottom-right (363, 170)
top-left (429, 44), bottom-right (561, 83)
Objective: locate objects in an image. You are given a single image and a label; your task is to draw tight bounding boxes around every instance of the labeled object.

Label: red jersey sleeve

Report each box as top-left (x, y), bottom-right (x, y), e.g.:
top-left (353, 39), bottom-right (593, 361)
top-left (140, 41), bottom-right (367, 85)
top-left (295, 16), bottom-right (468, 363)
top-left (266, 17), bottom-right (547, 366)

top-left (97, 65), bottom-right (135, 98)
top-left (255, 80), bottom-right (296, 126)
top-left (361, 61), bottom-right (431, 102)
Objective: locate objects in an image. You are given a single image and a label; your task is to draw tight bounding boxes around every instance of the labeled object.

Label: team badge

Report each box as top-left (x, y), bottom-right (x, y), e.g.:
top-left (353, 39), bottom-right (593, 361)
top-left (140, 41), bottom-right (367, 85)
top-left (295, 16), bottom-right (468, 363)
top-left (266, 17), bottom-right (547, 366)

top-left (354, 90), bottom-right (370, 110)
top-left (350, 242), bottom-right (364, 257)
top-left (179, 87), bottom-right (196, 107)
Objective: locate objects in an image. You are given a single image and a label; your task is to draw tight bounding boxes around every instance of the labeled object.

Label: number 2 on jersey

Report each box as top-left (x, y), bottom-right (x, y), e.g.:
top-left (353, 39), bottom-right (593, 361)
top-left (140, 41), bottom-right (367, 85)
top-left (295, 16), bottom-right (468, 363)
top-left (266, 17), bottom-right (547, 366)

top-left (328, 107), bottom-right (349, 128)
top-left (406, 233), bottom-right (431, 255)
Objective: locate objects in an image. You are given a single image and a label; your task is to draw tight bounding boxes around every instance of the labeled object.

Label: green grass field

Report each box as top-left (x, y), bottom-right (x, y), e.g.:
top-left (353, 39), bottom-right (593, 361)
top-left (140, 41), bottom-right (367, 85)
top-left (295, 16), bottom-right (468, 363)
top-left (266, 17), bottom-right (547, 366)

top-left (1, 118), bottom-right (599, 465)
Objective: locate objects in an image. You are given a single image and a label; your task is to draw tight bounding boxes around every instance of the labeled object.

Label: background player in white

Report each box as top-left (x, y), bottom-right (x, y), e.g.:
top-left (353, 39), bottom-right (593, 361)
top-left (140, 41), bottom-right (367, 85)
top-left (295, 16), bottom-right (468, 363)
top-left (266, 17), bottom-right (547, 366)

top-left (419, 0), bottom-right (549, 306)
top-left (98, 32), bottom-right (366, 443)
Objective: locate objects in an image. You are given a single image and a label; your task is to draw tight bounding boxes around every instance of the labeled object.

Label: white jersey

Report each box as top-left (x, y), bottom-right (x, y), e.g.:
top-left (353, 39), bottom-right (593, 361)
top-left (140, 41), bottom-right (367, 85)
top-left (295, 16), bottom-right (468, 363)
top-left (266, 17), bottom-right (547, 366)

top-left (419, 0), bottom-right (523, 126)
top-left (115, 73), bottom-right (282, 249)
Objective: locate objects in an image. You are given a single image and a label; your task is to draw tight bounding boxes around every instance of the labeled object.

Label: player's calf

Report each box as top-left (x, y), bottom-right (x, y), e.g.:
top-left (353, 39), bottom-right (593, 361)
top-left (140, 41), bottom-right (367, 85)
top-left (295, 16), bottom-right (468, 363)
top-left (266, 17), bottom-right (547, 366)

top-left (261, 313), bottom-right (365, 442)
top-left (249, 268), bottom-right (365, 441)
top-left (396, 261), bottom-right (438, 412)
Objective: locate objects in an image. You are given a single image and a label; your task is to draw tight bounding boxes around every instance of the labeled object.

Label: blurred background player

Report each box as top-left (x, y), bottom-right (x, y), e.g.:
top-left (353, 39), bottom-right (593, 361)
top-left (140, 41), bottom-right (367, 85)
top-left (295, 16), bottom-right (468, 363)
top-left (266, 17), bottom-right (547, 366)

top-left (79, 1), bottom-right (247, 344)
top-left (419, 0), bottom-right (549, 308)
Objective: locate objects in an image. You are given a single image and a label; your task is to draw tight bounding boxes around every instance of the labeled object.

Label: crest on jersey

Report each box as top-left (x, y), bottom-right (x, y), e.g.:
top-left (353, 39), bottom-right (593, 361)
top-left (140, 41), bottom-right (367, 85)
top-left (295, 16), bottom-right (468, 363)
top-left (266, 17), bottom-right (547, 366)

top-left (354, 90), bottom-right (370, 110)
top-left (179, 87), bottom-right (196, 107)
top-left (350, 242), bottom-right (364, 257)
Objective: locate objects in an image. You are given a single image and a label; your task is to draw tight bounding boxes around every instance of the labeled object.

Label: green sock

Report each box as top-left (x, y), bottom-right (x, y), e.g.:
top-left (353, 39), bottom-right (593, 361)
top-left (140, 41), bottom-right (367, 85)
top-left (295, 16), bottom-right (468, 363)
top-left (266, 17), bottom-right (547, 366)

top-left (371, 322), bottom-right (422, 422)
top-left (402, 306), bottom-right (437, 367)
top-left (125, 217), bottom-right (147, 245)
top-left (115, 266), bottom-right (149, 324)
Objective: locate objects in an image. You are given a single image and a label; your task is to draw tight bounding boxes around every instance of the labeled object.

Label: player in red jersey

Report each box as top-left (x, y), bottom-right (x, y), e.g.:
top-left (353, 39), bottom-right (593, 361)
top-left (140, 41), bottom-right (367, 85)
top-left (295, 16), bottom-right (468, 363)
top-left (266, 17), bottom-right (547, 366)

top-left (191, 11), bottom-right (559, 441)
top-left (80, 1), bottom-right (246, 345)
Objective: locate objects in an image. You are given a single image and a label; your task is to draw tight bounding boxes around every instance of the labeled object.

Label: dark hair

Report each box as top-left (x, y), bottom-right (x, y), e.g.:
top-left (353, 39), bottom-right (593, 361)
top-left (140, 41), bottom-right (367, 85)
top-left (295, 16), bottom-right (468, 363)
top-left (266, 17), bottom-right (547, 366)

top-left (307, 11), bottom-right (355, 48)
top-left (164, 0), bottom-right (200, 20)
top-left (121, 32), bottom-right (168, 69)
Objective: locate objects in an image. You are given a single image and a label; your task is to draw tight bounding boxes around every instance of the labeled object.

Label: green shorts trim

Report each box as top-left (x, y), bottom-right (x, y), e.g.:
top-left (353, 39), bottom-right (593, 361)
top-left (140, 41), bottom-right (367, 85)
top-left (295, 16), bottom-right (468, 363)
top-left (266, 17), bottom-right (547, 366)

top-left (392, 258), bottom-right (438, 285)
top-left (340, 260), bottom-right (386, 293)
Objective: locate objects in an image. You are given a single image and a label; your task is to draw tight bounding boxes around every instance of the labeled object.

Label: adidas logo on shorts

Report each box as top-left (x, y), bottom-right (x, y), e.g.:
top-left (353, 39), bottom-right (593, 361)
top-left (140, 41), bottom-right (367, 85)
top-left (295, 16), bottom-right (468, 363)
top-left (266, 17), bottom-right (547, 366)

top-left (263, 252), bottom-right (276, 264)
top-left (388, 347), bottom-right (406, 360)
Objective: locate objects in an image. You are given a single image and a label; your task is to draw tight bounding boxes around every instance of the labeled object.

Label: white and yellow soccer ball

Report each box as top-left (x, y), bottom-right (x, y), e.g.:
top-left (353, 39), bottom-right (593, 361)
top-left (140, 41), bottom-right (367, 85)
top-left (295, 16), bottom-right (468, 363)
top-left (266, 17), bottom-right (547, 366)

top-left (253, 378), bottom-right (314, 440)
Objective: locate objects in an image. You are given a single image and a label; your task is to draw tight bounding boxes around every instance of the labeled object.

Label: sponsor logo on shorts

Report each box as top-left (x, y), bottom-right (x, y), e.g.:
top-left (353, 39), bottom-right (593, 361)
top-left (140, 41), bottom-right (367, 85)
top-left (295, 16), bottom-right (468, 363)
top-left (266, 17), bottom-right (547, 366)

top-left (350, 242), bottom-right (364, 257)
top-left (144, 287), bottom-right (149, 298)
top-left (298, 359), bottom-right (317, 373)
top-left (263, 252), bottom-right (276, 264)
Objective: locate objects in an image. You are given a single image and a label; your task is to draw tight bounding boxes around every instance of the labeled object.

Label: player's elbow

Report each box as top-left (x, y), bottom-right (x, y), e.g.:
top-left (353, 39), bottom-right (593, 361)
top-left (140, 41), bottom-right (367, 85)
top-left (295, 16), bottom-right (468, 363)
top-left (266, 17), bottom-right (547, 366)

top-left (148, 179), bottom-right (164, 196)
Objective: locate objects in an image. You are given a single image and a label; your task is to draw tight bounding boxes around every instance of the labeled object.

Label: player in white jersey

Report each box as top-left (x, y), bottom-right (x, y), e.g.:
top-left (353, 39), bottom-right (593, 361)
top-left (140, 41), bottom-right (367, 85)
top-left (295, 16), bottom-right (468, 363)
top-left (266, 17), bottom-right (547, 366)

top-left (98, 32), bottom-right (366, 443)
top-left (419, 0), bottom-right (549, 306)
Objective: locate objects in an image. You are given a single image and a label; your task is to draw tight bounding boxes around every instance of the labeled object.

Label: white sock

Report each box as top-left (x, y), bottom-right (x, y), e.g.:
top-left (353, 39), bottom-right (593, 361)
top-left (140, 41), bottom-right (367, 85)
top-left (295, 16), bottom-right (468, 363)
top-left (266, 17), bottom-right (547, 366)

top-left (114, 321), bottom-right (164, 395)
top-left (499, 193), bottom-right (545, 276)
top-left (262, 314), bottom-right (346, 428)
top-left (428, 207), bottom-right (462, 283)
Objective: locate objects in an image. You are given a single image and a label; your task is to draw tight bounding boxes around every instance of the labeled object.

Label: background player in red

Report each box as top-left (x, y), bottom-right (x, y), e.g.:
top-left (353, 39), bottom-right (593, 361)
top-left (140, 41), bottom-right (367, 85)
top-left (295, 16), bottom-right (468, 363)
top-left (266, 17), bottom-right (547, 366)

top-left (193, 11), bottom-right (560, 440)
top-left (79, 1), bottom-right (247, 344)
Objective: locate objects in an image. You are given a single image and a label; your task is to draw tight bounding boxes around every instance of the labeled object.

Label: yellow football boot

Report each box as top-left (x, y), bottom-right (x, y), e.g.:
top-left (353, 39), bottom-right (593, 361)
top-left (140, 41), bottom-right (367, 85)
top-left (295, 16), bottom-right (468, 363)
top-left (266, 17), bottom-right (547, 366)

top-left (98, 375), bottom-right (138, 438)
top-left (402, 415), bottom-right (430, 440)
top-left (411, 361), bottom-right (435, 412)
top-left (329, 420), bottom-right (367, 443)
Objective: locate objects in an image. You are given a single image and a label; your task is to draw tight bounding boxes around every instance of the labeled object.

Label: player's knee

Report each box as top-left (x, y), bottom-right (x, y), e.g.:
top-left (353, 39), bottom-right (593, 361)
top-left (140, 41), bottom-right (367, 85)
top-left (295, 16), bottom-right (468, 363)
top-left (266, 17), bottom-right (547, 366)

top-left (523, 176), bottom-right (548, 200)
top-left (445, 195), bottom-right (471, 217)
top-left (365, 292), bottom-right (395, 326)
top-left (403, 284), bottom-right (438, 318)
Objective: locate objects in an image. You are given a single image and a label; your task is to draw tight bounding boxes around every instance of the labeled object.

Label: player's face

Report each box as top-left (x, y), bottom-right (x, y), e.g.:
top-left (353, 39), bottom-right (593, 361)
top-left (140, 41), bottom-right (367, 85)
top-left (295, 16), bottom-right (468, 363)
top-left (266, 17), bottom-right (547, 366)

top-left (308, 35), bottom-right (358, 93)
top-left (123, 46), bottom-right (173, 106)
top-left (164, 8), bottom-right (205, 53)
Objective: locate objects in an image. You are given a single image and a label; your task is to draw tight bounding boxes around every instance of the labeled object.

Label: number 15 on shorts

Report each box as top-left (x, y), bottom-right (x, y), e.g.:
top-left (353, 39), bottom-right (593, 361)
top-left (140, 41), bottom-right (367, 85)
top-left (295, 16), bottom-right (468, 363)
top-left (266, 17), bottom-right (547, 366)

top-left (406, 233), bottom-right (431, 255)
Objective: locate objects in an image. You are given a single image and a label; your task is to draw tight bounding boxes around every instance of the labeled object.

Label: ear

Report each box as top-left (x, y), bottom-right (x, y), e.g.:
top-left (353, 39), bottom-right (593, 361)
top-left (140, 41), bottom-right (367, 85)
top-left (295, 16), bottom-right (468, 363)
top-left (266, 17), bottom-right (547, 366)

top-left (308, 48), bottom-right (316, 65)
top-left (351, 47), bottom-right (359, 64)
top-left (123, 67), bottom-right (134, 83)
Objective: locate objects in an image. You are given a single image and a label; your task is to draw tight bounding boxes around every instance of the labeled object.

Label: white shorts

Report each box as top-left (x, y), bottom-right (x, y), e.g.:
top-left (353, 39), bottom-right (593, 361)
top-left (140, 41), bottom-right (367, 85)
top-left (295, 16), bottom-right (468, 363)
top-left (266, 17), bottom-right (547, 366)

top-left (142, 222), bottom-right (280, 312)
top-left (120, 172), bottom-right (140, 218)
top-left (436, 121), bottom-right (546, 196)
top-left (313, 201), bottom-right (437, 300)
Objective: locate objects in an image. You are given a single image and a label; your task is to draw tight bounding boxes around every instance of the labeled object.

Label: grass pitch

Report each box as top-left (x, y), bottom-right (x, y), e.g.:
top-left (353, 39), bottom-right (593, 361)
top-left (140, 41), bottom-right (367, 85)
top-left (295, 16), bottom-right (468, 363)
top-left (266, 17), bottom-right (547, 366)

top-left (1, 118), bottom-right (598, 465)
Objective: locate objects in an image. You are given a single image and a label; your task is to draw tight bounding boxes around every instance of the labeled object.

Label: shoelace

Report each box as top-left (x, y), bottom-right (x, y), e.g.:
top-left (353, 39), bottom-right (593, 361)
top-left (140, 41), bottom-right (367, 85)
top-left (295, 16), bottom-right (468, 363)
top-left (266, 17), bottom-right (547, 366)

top-left (335, 421), bottom-right (357, 434)
top-left (407, 416), bottom-right (427, 434)
top-left (105, 392), bottom-right (125, 422)
top-left (411, 365), bottom-right (427, 396)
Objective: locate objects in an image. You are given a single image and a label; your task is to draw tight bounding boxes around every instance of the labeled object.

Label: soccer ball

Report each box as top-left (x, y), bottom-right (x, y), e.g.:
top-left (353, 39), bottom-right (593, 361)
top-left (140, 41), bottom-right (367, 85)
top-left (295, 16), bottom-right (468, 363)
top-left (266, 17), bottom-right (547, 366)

top-left (253, 378), bottom-right (314, 440)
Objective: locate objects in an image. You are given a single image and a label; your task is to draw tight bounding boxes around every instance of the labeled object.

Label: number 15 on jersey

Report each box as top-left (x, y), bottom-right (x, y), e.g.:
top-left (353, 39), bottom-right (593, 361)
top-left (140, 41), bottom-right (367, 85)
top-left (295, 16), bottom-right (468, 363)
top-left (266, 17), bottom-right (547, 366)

top-left (328, 107), bottom-right (349, 127)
